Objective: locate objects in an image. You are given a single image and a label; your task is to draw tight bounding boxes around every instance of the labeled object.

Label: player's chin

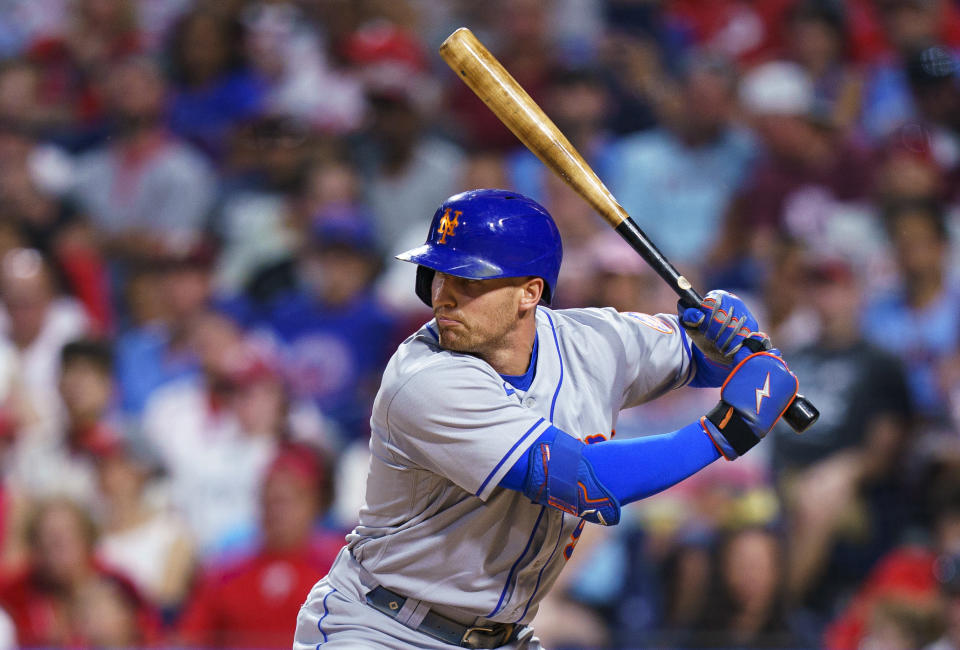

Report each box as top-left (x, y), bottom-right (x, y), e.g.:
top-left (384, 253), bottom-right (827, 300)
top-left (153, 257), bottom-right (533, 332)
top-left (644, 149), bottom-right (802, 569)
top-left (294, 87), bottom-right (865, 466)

top-left (437, 327), bottom-right (474, 352)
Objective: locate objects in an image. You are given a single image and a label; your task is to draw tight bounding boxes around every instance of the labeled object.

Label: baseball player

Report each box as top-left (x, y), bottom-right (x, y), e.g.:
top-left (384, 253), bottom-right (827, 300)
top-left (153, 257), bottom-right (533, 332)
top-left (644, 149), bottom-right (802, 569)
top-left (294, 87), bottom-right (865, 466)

top-left (294, 189), bottom-right (798, 649)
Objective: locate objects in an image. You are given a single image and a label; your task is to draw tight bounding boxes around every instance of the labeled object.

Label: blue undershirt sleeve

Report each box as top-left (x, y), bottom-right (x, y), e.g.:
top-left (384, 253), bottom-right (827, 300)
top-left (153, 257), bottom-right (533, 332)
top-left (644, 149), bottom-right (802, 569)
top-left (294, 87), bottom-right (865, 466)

top-left (499, 421), bottom-right (721, 505)
top-left (688, 342), bottom-right (734, 388)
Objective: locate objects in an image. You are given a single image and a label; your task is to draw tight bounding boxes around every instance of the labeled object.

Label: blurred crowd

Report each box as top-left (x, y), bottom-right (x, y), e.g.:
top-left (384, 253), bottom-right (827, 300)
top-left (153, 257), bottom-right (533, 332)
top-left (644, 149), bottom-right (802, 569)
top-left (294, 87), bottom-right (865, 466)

top-left (0, 0), bottom-right (956, 647)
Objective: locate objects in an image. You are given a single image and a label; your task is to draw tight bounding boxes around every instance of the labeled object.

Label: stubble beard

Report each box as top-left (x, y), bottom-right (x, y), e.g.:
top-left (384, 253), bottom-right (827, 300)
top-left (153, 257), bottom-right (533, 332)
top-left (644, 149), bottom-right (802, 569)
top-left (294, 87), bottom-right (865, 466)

top-left (436, 308), bottom-right (516, 359)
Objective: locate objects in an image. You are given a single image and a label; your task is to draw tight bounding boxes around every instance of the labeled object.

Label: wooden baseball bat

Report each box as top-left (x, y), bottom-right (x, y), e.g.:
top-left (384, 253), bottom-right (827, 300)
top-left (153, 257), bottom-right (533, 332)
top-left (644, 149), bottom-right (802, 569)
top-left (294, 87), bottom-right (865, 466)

top-left (439, 27), bottom-right (819, 433)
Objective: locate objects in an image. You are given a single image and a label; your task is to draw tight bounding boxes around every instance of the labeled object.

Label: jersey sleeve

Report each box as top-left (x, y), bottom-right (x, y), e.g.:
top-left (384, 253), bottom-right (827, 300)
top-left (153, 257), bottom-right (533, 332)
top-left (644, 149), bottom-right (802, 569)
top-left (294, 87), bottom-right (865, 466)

top-left (384, 360), bottom-right (553, 501)
top-left (600, 310), bottom-right (693, 409)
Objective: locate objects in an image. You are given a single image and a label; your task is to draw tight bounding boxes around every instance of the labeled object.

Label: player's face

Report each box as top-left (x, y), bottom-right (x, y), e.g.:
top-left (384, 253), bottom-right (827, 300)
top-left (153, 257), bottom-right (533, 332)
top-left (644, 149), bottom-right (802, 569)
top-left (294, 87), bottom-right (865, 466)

top-left (430, 273), bottom-right (529, 355)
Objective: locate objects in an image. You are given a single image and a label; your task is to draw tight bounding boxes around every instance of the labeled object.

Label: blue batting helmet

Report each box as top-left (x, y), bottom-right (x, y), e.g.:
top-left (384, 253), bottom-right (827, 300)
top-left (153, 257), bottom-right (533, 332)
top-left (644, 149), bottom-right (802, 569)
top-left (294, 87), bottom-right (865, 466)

top-left (396, 189), bottom-right (563, 307)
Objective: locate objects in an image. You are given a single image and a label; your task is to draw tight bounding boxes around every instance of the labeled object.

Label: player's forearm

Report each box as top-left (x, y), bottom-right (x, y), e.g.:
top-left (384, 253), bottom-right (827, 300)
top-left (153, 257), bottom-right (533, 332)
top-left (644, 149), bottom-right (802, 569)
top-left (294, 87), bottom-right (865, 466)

top-left (499, 421), bottom-right (720, 524)
top-left (583, 423), bottom-right (720, 503)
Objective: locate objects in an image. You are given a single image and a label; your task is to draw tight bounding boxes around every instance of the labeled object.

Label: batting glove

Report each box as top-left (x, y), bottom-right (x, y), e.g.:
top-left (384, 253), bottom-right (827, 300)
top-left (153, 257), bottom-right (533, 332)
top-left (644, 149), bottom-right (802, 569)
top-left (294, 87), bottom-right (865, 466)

top-left (700, 351), bottom-right (799, 460)
top-left (679, 289), bottom-right (770, 361)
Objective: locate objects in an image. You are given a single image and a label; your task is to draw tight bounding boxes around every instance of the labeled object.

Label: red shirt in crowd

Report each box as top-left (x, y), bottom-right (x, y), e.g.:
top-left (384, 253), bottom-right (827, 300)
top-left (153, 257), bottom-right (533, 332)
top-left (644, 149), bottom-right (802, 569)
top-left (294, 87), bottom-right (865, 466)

top-left (824, 545), bottom-right (938, 649)
top-left (177, 534), bottom-right (343, 648)
top-left (0, 562), bottom-right (160, 647)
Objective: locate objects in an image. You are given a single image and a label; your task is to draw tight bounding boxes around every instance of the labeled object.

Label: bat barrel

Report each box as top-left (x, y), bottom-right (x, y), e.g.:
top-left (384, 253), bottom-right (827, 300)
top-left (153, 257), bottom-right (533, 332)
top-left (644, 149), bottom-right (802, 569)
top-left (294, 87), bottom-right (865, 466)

top-left (439, 27), bottom-right (630, 231)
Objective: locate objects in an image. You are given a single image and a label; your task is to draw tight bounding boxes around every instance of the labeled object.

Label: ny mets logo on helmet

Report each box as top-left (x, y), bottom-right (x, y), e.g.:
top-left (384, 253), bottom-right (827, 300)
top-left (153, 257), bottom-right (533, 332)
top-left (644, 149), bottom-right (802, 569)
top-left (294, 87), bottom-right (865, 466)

top-left (436, 209), bottom-right (462, 244)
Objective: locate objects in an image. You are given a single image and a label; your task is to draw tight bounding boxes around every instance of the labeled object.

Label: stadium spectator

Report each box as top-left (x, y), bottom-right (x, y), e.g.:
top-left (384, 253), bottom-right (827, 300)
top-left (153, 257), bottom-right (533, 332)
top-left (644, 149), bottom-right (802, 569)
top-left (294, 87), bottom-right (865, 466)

top-left (176, 444), bottom-right (342, 648)
top-left (243, 0), bottom-right (365, 132)
top-left (663, 0), bottom-right (796, 65)
top-left (93, 435), bottom-right (195, 613)
top-left (235, 153), bottom-right (370, 307)
top-left (113, 241), bottom-right (213, 417)
top-left (690, 525), bottom-right (793, 648)
top-left (900, 44), bottom-right (960, 182)
top-left (71, 571), bottom-right (160, 647)
top-left (927, 556), bottom-right (960, 650)
top-left (594, 7), bottom-right (669, 135)
top-left (296, 157), bottom-right (366, 233)
top-left (783, 0), bottom-right (864, 131)
top-left (255, 216), bottom-right (397, 442)
top-left (214, 114), bottom-right (310, 295)
top-left (859, 596), bottom-right (945, 648)
top-left (825, 475), bottom-right (960, 648)
top-left (356, 84), bottom-right (464, 256)
top-left (862, 199), bottom-right (959, 428)
top-left (875, 133), bottom-right (946, 204)
top-left (757, 236), bottom-right (822, 354)
top-left (139, 309), bottom-right (281, 557)
top-left (857, 0), bottom-right (960, 140)
top-left (849, 0), bottom-right (960, 64)
top-left (6, 339), bottom-right (120, 513)
top-left (133, 0), bottom-right (192, 52)
top-left (0, 122), bottom-right (111, 333)
top-left (166, 8), bottom-right (265, 159)
top-left (773, 256), bottom-right (912, 636)
top-left (714, 60), bottom-right (874, 290)
top-left (607, 53), bottom-right (756, 267)
top-left (0, 248), bottom-right (89, 437)
top-left (72, 57), bottom-right (215, 263)
top-left (580, 231), bottom-right (666, 314)
top-left (0, 498), bottom-right (159, 647)
top-left (23, 0), bottom-right (142, 146)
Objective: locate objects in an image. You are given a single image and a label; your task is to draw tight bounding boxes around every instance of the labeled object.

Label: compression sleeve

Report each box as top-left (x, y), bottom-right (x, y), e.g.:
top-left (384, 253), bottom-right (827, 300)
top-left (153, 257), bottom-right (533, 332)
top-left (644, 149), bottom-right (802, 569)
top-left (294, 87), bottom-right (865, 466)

top-left (500, 421), bottom-right (721, 505)
top-left (688, 341), bottom-right (734, 388)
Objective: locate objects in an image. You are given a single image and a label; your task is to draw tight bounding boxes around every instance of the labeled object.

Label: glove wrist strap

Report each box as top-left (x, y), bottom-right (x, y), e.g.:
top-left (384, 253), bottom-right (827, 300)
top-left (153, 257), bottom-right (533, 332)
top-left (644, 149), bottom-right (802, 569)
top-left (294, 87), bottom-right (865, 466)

top-left (706, 401), bottom-right (760, 457)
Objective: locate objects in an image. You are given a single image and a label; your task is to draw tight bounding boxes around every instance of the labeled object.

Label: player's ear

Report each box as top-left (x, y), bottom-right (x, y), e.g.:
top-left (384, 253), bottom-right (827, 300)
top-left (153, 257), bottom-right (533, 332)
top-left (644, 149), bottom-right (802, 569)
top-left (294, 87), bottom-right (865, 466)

top-left (518, 277), bottom-right (543, 310)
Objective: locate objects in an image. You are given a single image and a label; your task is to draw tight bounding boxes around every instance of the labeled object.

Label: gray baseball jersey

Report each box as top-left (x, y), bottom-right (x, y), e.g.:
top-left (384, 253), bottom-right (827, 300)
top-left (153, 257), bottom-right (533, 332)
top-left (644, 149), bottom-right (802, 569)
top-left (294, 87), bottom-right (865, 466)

top-left (296, 305), bottom-right (692, 646)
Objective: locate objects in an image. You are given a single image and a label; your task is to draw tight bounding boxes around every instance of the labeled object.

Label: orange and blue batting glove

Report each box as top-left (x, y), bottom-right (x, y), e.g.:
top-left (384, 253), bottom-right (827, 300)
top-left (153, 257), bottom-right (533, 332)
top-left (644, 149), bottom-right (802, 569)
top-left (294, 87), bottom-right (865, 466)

top-left (701, 351), bottom-right (799, 460)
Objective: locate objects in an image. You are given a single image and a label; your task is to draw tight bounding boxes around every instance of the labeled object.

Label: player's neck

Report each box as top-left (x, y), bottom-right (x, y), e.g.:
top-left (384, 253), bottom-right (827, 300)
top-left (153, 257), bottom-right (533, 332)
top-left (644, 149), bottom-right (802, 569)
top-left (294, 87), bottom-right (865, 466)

top-left (476, 312), bottom-right (538, 376)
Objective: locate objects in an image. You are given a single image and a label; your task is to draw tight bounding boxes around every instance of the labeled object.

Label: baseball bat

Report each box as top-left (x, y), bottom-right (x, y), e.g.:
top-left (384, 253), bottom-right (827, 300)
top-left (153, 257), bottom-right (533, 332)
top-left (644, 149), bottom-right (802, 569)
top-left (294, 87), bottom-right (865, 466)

top-left (439, 27), bottom-right (818, 433)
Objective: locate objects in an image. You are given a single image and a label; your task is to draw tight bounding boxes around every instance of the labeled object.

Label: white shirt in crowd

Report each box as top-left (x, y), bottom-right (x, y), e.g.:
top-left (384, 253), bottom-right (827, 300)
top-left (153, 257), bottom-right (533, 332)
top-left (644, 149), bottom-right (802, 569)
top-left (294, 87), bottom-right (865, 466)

top-left (141, 378), bottom-right (278, 557)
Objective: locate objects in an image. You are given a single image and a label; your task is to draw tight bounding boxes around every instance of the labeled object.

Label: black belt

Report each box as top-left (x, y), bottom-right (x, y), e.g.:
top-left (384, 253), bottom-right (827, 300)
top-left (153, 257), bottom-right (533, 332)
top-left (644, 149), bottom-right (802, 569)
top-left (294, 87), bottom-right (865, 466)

top-left (365, 585), bottom-right (517, 648)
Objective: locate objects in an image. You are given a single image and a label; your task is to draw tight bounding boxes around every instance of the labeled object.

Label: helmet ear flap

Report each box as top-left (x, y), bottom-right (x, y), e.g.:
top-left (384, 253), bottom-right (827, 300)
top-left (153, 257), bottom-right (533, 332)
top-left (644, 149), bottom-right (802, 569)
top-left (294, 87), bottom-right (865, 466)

top-left (541, 282), bottom-right (553, 305)
top-left (415, 266), bottom-right (435, 307)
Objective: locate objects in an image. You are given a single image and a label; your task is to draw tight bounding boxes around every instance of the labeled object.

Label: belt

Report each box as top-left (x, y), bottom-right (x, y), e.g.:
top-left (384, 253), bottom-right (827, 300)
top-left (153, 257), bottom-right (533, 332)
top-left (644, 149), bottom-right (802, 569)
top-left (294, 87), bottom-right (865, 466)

top-left (365, 585), bottom-right (517, 648)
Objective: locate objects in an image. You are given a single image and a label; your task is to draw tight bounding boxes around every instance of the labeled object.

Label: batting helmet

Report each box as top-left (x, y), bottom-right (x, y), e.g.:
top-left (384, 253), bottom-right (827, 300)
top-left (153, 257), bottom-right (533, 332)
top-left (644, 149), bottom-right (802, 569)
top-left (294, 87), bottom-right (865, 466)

top-left (396, 189), bottom-right (563, 306)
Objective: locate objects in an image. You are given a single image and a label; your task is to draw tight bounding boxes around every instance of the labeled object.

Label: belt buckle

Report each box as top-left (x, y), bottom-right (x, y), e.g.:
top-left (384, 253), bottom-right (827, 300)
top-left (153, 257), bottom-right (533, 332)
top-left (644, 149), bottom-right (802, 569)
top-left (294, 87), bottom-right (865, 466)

top-left (460, 623), bottom-right (513, 648)
top-left (460, 625), bottom-right (495, 647)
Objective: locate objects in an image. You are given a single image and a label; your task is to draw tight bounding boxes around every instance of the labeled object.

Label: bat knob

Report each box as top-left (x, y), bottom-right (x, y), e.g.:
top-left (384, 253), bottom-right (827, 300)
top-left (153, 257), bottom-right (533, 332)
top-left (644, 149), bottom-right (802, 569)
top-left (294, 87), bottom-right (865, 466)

top-left (782, 395), bottom-right (819, 433)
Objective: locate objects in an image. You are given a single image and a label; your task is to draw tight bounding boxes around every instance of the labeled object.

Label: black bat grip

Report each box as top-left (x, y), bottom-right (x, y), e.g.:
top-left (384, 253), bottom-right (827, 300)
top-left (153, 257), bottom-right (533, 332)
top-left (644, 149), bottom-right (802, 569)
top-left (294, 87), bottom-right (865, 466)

top-left (614, 218), bottom-right (819, 434)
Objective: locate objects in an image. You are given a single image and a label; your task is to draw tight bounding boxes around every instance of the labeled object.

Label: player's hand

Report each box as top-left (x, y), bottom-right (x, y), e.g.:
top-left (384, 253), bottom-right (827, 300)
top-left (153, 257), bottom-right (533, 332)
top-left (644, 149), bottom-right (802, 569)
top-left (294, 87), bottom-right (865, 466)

top-left (701, 351), bottom-right (799, 460)
top-left (678, 289), bottom-right (770, 362)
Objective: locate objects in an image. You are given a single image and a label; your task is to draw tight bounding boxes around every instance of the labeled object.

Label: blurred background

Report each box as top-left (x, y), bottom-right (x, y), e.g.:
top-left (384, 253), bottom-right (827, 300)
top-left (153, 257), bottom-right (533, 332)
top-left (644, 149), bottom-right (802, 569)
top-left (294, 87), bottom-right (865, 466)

top-left (0, 0), bottom-right (956, 647)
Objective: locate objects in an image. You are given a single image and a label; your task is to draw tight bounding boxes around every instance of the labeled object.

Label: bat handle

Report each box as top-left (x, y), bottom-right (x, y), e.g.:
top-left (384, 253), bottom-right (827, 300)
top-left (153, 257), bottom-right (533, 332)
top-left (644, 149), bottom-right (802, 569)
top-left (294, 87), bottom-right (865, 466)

top-left (614, 221), bottom-right (819, 433)
top-left (680, 294), bottom-right (819, 432)
top-left (782, 393), bottom-right (819, 432)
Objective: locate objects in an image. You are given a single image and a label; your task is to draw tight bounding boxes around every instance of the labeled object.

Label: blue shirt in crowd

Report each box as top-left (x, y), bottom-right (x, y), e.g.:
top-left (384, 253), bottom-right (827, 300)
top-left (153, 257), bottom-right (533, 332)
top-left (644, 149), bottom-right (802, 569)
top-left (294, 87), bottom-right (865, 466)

top-left (607, 127), bottom-right (756, 264)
